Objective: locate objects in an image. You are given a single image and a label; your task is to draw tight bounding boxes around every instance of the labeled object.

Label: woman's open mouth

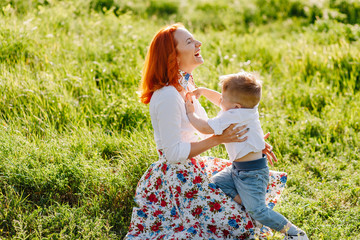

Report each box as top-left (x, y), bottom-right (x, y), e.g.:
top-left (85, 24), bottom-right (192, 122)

top-left (194, 50), bottom-right (202, 58)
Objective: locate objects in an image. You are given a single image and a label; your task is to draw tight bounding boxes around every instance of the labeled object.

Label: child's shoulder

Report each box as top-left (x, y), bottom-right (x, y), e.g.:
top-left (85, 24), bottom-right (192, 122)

top-left (216, 108), bottom-right (259, 121)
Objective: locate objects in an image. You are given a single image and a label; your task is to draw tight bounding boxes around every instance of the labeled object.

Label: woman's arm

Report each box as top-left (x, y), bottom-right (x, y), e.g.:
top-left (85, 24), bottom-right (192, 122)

top-left (154, 88), bottom-right (192, 163)
top-left (188, 124), bottom-right (248, 159)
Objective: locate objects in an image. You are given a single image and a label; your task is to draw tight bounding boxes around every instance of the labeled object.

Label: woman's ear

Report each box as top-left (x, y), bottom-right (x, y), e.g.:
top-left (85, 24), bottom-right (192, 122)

top-left (234, 104), bottom-right (242, 109)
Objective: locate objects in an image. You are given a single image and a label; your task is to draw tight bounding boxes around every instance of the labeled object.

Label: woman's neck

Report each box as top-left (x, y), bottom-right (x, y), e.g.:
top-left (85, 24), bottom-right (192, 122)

top-left (179, 66), bottom-right (193, 74)
top-left (178, 69), bottom-right (193, 91)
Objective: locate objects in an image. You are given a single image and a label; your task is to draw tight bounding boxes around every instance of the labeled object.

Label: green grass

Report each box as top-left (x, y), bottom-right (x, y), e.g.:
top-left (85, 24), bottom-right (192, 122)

top-left (0, 0), bottom-right (359, 239)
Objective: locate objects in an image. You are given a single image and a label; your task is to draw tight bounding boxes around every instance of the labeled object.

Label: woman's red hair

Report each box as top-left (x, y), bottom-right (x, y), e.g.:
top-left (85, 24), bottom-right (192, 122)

top-left (139, 23), bottom-right (184, 104)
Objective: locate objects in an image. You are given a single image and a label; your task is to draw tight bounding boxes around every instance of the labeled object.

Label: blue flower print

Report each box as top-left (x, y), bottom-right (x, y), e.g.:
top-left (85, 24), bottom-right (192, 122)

top-left (208, 183), bottom-right (218, 189)
top-left (268, 202), bottom-right (275, 209)
top-left (187, 226), bottom-right (197, 234)
top-left (137, 210), bottom-right (148, 218)
top-left (170, 206), bottom-right (177, 216)
top-left (177, 173), bottom-right (187, 183)
top-left (228, 219), bottom-right (239, 229)
top-left (178, 70), bottom-right (193, 90)
top-left (280, 175), bottom-right (287, 183)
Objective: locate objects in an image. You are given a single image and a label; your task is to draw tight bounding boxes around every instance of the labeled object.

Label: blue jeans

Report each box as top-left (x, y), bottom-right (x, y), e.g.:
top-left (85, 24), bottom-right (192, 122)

top-left (210, 157), bottom-right (289, 232)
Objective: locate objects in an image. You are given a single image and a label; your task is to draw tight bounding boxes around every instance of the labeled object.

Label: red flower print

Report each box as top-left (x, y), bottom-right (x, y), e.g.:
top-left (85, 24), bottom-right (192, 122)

top-left (161, 164), bottom-right (168, 174)
top-left (151, 224), bottom-right (159, 232)
top-left (209, 201), bottom-right (221, 212)
top-left (176, 186), bottom-right (181, 193)
top-left (137, 223), bottom-right (144, 231)
top-left (222, 229), bottom-right (230, 237)
top-left (193, 176), bottom-right (202, 184)
top-left (186, 191), bottom-right (194, 199)
top-left (148, 193), bottom-right (158, 203)
top-left (192, 206), bottom-right (202, 216)
top-left (213, 202), bottom-right (221, 210)
top-left (186, 189), bottom-right (198, 199)
top-left (245, 221), bottom-right (254, 230)
top-left (151, 222), bottom-right (161, 232)
top-left (159, 191), bottom-right (165, 198)
top-left (175, 225), bottom-right (184, 232)
top-left (160, 200), bottom-right (167, 207)
top-left (154, 210), bottom-right (163, 217)
top-left (145, 169), bottom-right (152, 179)
top-left (208, 225), bottom-right (217, 234)
top-left (191, 158), bottom-right (197, 166)
top-left (155, 177), bottom-right (162, 190)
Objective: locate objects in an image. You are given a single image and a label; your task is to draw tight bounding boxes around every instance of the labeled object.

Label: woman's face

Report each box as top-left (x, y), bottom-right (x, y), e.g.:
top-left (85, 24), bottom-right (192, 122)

top-left (174, 28), bottom-right (203, 73)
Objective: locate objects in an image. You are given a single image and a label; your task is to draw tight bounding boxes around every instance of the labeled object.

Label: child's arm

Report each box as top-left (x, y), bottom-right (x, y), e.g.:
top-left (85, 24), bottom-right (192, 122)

top-left (185, 94), bottom-right (214, 134)
top-left (192, 87), bottom-right (222, 107)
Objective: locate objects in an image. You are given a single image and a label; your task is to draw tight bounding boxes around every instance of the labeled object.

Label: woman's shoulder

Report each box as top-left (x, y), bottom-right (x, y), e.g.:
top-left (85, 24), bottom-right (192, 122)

top-left (156, 85), bottom-right (178, 95)
top-left (151, 85), bottom-right (181, 102)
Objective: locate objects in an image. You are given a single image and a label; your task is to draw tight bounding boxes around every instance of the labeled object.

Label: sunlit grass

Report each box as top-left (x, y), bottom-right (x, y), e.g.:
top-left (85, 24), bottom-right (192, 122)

top-left (0, 0), bottom-right (359, 239)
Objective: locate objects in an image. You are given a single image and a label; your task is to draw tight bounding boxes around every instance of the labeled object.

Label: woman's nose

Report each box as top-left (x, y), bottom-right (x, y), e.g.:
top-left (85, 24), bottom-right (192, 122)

top-left (196, 40), bottom-right (202, 47)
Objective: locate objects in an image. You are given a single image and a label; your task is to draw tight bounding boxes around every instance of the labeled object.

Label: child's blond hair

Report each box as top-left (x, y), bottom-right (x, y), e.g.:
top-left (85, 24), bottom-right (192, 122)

top-left (220, 71), bottom-right (262, 108)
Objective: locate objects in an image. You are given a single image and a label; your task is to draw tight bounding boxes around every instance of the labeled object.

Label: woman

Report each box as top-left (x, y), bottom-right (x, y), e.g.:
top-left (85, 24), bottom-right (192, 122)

top-left (125, 23), bottom-right (287, 239)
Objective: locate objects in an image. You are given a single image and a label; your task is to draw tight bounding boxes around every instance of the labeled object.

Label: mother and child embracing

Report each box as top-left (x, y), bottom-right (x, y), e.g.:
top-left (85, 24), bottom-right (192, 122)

top-left (125, 23), bottom-right (309, 240)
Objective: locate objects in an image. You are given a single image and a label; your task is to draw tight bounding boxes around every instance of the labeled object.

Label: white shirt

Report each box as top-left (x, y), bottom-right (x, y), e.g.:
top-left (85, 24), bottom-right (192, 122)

top-left (207, 107), bottom-right (265, 162)
top-left (149, 85), bottom-right (208, 163)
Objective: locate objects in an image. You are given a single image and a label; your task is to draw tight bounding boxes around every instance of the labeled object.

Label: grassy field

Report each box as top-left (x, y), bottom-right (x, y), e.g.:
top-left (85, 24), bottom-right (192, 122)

top-left (0, 0), bottom-right (359, 239)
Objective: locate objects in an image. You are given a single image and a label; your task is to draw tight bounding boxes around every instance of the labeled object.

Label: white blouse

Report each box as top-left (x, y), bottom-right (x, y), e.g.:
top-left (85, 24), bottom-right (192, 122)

top-left (207, 107), bottom-right (265, 162)
top-left (149, 85), bottom-right (209, 163)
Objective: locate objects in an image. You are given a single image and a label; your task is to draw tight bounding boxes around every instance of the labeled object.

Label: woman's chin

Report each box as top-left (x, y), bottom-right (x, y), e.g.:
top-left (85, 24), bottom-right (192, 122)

top-left (195, 57), bottom-right (204, 65)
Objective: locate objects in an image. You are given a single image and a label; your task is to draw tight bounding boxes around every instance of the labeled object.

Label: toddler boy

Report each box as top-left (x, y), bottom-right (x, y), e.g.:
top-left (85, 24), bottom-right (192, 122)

top-left (185, 71), bottom-right (308, 240)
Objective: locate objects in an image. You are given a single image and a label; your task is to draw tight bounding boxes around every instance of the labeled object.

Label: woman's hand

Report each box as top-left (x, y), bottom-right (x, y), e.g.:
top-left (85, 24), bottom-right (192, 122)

top-left (262, 132), bottom-right (278, 166)
top-left (217, 123), bottom-right (248, 144)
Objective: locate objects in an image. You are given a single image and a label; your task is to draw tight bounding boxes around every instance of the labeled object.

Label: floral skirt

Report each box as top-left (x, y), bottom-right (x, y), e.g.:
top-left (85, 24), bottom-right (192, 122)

top-left (125, 155), bottom-right (287, 240)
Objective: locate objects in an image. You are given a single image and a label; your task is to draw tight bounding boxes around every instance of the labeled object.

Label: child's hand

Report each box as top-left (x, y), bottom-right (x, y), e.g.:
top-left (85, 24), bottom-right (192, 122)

top-left (191, 87), bottom-right (204, 99)
top-left (185, 92), bottom-right (195, 114)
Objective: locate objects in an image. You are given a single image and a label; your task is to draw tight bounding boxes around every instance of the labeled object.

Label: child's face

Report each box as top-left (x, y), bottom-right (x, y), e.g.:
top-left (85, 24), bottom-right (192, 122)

top-left (220, 91), bottom-right (240, 111)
